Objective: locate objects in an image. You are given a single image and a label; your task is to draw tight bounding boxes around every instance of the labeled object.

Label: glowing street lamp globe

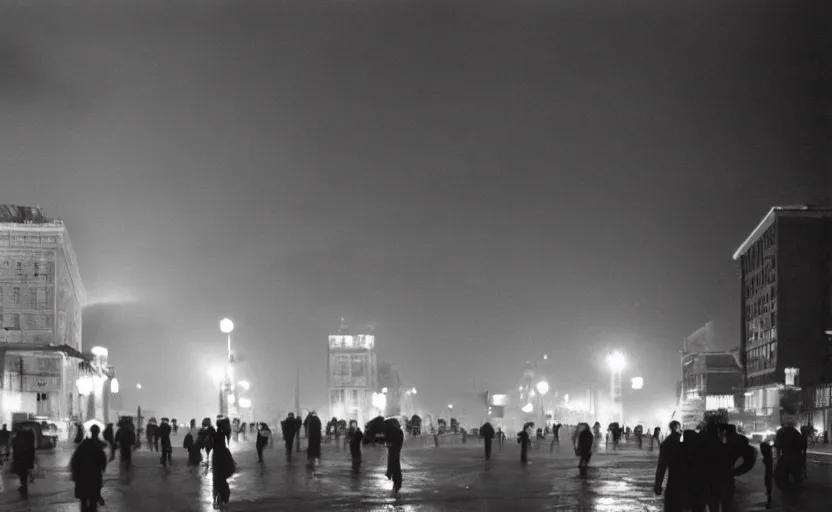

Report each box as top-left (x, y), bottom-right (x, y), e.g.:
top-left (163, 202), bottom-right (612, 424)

top-left (239, 397), bottom-right (252, 409)
top-left (209, 366), bottom-right (226, 383)
top-left (238, 380), bottom-right (251, 391)
top-left (631, 377), bottom-right (644, 390)
top-left (606, 351), bottom-right (626, 372)
top-left (219, 318), bottom-right (235, 334)
top-left (76, 376), bottom-right (93, 396)
top-left (536, 380), bottom-right (550, 396)
top-left (110, 378), bottom-right (120, 394)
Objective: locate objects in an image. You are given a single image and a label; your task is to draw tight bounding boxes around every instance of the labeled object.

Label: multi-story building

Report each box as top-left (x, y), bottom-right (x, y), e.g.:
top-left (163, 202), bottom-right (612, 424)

top-left (733, 205), bottom-right (832, 429)
top-left (326, 327), bottom-right (378, 426)
top-left (0, 205), bottom-right (88, 426)
top-left (377, 361), bottom-right (402, 416)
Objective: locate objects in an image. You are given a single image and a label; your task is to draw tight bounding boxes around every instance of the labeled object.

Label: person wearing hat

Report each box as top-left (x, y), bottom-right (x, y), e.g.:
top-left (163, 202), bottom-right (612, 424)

top-left (71, 424), bottom-right (108, 511)
top-left (159, 418), bottom-right (173, 467)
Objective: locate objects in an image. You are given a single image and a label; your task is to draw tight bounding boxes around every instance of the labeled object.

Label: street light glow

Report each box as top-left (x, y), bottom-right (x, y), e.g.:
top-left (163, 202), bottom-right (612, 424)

top-left (381, 387), bottom-right (388, 394)
top-left (522, 403), bottom-right (534, 414)
top-left (110, 378), bottom-right (119, 394)
top-left (209, 366), bottom-right (226, 383)
top-left (606, 351), bottom-right (626, 372)
top-left (239, 397), bottom-right (252, 408)
top-left (371, 392), bottom-right (387, 412)
top-left (631, 377), bottom-right (644, 390)
top-left (536, 380), bottom-right (550, 396)
top-left (238, 380), bottom-right (251, 391)
top-left (136, 383), bottom-right (142, 390)
top-left (219, 318), bottom-right (235, 334)
top-left (76, 376), bottom-right (93, 396)
top-left (447, 404), bottom-right (453, 410)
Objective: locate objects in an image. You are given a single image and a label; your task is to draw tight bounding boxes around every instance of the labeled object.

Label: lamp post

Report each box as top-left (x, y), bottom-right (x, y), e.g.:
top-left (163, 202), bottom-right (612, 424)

top-left (220, 318), bottom-right (236, 418)
top-left (536, 380), bottom-right (549, 427)
top-left (606, 351), bottom-right (626, 425)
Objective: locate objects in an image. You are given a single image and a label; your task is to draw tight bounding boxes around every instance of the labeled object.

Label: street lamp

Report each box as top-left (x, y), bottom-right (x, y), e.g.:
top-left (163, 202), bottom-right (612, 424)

top-left (447, 404), bottom-right (453, 417)
top-left (238, 380), bottom-right (251, 391)
top-left (136, 383), bottom-right (142, 390)
top-left (219, 317), bottom-right (236, 417)
top-left (606, 351), bottom-right (626, 424)
top-left (110, 378), bottom-right (119, 394)
top-left (536, 381), bottom-right (549, 426)
top-left (631, 377), bottom-right (644, 390)
top-left (371, 392), bottom-right (387, 415)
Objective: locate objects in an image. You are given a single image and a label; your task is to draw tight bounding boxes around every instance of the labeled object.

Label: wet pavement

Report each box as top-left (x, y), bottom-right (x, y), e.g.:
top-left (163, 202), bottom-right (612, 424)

top-left (1, 436), bottom-right (831, 511)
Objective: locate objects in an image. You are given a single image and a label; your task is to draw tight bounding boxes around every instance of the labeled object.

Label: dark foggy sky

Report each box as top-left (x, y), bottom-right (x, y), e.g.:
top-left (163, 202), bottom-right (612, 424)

top-left (2, 0), bottom-right (829, 421)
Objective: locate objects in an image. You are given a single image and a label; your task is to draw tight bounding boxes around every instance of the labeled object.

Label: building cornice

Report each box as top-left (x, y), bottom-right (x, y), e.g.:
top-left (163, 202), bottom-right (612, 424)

top-left (732, 205), bottom-right (832, 260)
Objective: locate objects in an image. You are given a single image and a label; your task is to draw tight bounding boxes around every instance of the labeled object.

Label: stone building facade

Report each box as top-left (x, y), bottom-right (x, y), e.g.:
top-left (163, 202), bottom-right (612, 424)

top-left (0, 205), bottom-right (88, 426)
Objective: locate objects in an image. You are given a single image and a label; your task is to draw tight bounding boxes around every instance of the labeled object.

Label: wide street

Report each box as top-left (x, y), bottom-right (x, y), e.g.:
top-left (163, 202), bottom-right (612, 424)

top-left (1, 436), bottom-right (830, 511)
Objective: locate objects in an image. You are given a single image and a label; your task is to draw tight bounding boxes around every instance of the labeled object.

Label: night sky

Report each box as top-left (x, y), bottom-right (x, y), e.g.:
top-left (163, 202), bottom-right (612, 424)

top-left (2, 0), bottom-right (829, 422)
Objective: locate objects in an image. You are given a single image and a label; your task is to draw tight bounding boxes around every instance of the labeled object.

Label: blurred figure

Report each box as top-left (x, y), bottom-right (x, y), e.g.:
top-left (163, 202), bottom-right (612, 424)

top-left (654, 421), bottom-right (683, 512)
top-left (349, 420), bottom-right (363, 472)
top-left (760, 441), bottom-right (774, 509)
top-left (12, 428), bottom-right (36, 499)
top-left (774, 421), bottom-right (805, 491)
top-left (115, 418), bottom-right (136, 469)
top-left (256, 423), bottom-right (271, 463)
top-left (385, 419), bottom-right (404, 492)
top-left (0, 424), bottom-right (10, 466)
top-left (281, 413), bottom-right (297, 461)
top-left (199, 418), bottom-right (216, 461)
top-left (574, 423), bottom-right (594, 478)
top-left (306, 412), bottom-right (323, 465)
top-left (102, 423), bottom-right (115, 462)
top-left (681, 430), bottom-right (707, 512)
top-left (216, 415), bottom-right (232, 444)
top-left (186, 419), bottom-right (202, 467)
top-left (518, 422), bottom-right (532, 464)
top-left (211, 434), bottom-right (236, 510)
top-left (74, 421), bottom-right (85, 444)
top-left (480, 421), bottom-right (495, 460)
top-left (71, 424), bottom-right (107, 511)
top-left (159, 418), bottom-right (173, 467)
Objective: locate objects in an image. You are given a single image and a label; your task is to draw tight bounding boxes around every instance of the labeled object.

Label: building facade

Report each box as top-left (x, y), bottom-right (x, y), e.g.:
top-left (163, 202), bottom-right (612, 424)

top-left (0, 205), bottom-right (88, 426)
top-left (326, 332), bottom-right (377, 426)
top-left (733, 205), bottom-right (832, 429)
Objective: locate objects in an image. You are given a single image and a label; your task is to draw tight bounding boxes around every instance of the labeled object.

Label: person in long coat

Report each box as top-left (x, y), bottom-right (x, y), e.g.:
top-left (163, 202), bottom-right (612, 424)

top-left (255, 423), bottom-right (271, 463)
top-left (574, 423), bottom-right (594, 478)
top-left (385, 419), bottom-right (404, 491)
top-left (681, 430), bottom-right (707, 512)
top-left (211, 434), bottom-right (236, 509)
top-left (185, 419), bottom-right (202, 467)
top-left (306, 412), bottom-right (323, 464)
top-left (159, 418), bottom-right (173, 467)
top-left (480, 422), bottom-right (495, 460)
top-left (281, 413), bottom-right (297, 461)
top-left (71, 424), bottom-right (108, 511)
top-left (12, 429), bottom-right (36, 499)
top-left (114, 419), bottom-right (136, 469)
top-left (518, 423), bottom-right (532, 464)
top-left (654, 421), bottom-right (683, 512)
top-left (348, 420), bottom-right (364, 472)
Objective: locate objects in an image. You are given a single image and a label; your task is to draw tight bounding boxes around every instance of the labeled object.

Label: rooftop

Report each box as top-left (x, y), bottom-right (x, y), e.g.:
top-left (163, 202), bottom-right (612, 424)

top-left (0, 205), bottom-right (54, 224)
top-left (732, 205), bottom-right (832, 260)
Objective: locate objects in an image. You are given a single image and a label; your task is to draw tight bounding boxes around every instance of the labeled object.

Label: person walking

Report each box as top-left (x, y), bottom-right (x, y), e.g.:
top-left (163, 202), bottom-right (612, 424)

top-left (159, 418), bottom-right (173, 467)
top-left (186, 419), bottom-right (202, 467)
top-left (349, 420), bottom-right (364, 472)
top-left (71, 424), bottom-right (108, 512)
top-left (0, 424), bottom-right (10, 466)
top-left (654, 421), bottom-right (683, 512)
top-left (518, 423), bottom-right (532, 464)
top-left (211, 434), bottom-right (236, 510)
top-left (760, 441), bottom-right (774, 509)
top-left (306, 412), bottom-right (322, 466)
top-left (12, 428), bottom-right (36, 499)
top-left (102, 423), bottom-right (115, 462)
top-left (115, 418), bottom-right (136, 469)
top-left (573, 423), bottom-right (594, 478)
top-left (480, 421), bottom-right (495, 460)
top-left (385, 419), bottom-right (404, 492)
top-left (255, 423), bottom-right (271, 463)
top-left (281, 413), bottom-right (297, 461)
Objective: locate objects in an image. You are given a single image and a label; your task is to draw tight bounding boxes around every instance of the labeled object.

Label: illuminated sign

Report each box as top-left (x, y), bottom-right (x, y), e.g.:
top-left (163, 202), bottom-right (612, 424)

top-left (490, 394), bottom-right (508, 406)
top-left (329, 334), bottom-right (375, 350)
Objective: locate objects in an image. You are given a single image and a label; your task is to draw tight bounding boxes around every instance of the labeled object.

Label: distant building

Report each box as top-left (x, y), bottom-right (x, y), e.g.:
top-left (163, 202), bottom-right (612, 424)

top-left (733, 205), bottom-right (832, 430)
top-left (326, 322), bottom-right (378, 426)
top-left (0, 205), bottom-right (89, 426)
top-left (377, 361), bottom-right (402, 417)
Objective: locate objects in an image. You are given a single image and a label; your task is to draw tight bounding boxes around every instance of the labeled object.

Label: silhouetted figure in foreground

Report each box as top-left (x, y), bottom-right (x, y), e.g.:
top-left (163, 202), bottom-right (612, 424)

top-left (185, 419), bottom-right (202, 467)
top-left (71, 425), bottom-right (107, 511)
top-left (385, 419), bottom-right (404, 491)
top-left (211, 435), bottom-right (236, 510)
top-left (159, 418), bottom-right (173, 467)
top-left (306, 412), bottom-right (323, 464)
top-left (256, 423), bottom-right (271, 463)
top-left (480, 422), bottom-right (495, 460)
top-left (681, 430), bottom-right (706, 512)
top-left (12, 429), bottom-right (36, 499)
top-left (115, 420), bottom-right (136, 469)
top-left (654, 421), bottom-right (683, 512)
top-left (774, 423), bottom-right (805, 491)
top-left (574, 423), bottom-right (594, 478)
top-left (281, 413), bottom-right (297, 461)
top-left (518, 423), bottom-right (532, 464)
top-left (349, 421), bottom-right (363, 472)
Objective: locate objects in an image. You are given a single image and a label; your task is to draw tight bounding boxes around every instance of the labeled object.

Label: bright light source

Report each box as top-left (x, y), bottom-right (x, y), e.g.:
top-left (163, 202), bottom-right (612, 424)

top-left (238, 380), bottom-right (251, 391)
top-left (411, 388), bottom-right (417, 394)
top-left (227, 394), bottom-right (236, 405)
top-left (606, 351), bottom-right (626, 372)
top-left (76, 376), bottom-right (93, 396)
top-left (239, 397), bottom-right (252, 408)
top-left (448, 404), bottom-right (454, 410)
top-left (93, 375), bottom-right (107, 396)
top-left (381, 387), bottom-right (388, 394)
top-left (536, 381), bottom-right (550, 396)
top-left (372, 392), bottom-right (387, 411)
top-left (518, 386), bottom-right (523, 392)
top-left (209, 366), bottom-right (226, 383)
top-left (564, 394), bottom-right (569, 403)
top-left (631, 377), bottom-right (644, 390)
top-left (219, 318), bottom-right (235, 334)
top-left (543, 354), bottom-right (548, 360)
top-left (522, 403), bottom-right (534, 414)
top-left (136, 383), bottom-right (142, 390)
top-left (91, 346), bottom-right (108, 357)
top-left (110, 378), bottom-right (119, 394)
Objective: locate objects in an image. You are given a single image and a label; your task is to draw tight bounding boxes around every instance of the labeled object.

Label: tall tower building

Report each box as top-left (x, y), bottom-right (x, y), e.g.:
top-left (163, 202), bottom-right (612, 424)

top-left (0, 205), bottom-right (87, 426)
top-left (326, 321), bottom-right (377, 425)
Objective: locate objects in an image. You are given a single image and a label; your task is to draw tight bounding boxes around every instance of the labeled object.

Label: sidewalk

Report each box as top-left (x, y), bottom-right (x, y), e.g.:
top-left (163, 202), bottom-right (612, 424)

top-left (807, 443), bottom-right (832, 457)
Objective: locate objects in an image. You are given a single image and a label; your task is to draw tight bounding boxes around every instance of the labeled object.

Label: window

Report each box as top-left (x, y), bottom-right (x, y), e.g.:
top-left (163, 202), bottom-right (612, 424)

top-left (33, 262), bottom-right (39, 277)
top-left (14, 262), bottom-right (22, 275)
top-left (29, 288), bottom-right (38, 309)
top-left (3, 313), bottom-right (20, 330)
top-left (12, 287), bottom-right (20, 304)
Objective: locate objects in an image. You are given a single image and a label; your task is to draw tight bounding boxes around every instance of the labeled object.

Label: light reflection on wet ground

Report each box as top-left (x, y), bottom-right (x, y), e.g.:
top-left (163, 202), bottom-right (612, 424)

top-left (1, 438), bottom-right (831, 511)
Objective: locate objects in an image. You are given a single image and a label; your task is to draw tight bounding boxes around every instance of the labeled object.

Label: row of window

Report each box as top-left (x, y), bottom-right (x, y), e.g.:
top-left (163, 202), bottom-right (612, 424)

top-left (0, 260), bottom-right (51, 279)
top-left (332, 355), bottom-right (368, 379)
top-left (741, 226), bottom-right (776, 273)
top-left (0, 286), bottom-right (52, 309)
top-left (1, 312), bottom-right (52, 330)
top-left (745, 341), bottom-right (777, 373)
top-left (329, 389), bottom-right (368, 405)
top-left (0, 233), bottom-right (60, 246)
